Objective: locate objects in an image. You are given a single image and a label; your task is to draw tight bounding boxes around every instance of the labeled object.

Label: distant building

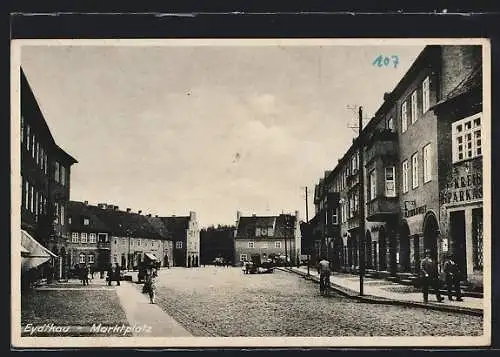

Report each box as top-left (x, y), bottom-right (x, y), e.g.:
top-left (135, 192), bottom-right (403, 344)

top-left (159, 212), bottom-right (200, 267)
top-left (20, 68), bottom-right (78, 279)
top-left (200, 225), bottom-right (236, 265)
top-left (234, 211), bottom-right (301, 265)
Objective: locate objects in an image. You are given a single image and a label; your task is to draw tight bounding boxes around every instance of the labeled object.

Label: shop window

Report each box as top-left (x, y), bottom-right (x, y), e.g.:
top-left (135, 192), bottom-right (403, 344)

top-left (452, 113), bottom-right (482, 163)
top-left (472, 208), bottom-right (483, 271)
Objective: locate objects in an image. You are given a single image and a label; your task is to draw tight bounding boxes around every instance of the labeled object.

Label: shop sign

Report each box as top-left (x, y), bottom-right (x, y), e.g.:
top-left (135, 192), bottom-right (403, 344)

top-left (404, 205), bottom-right (427, 218)
top-left (441, 172), bottom-right (482, 204)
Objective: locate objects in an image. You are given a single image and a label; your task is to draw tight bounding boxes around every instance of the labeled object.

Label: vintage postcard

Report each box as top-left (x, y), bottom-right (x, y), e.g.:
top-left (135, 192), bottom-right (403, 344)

top-left (11, 38), bottom-right (491, 348)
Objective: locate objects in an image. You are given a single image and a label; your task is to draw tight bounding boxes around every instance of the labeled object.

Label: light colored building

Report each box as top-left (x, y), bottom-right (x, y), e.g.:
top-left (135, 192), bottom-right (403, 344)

top-left (160, 212), bottom-right (200, 267)
top-left (234, 211), bottom-right (301, 265)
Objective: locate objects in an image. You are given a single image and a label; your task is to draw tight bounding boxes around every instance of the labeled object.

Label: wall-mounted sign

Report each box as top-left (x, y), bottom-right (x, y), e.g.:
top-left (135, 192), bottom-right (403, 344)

top-left (404, 205), bottom-right (427, 218)
top-left (441, 172), bottom-right (482, 204)
top-left (370, 225), bottom-right (383, 232)
top-left (404, 201), bottom-right (416, 210)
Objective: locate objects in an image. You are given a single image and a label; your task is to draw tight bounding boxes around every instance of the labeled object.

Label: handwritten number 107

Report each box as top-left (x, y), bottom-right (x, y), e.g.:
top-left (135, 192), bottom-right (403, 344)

top-left (373, 55), bottom-right (399, 68)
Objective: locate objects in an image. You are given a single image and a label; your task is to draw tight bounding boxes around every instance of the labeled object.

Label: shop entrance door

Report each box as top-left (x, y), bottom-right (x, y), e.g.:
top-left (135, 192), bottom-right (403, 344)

top-left (450, 210), bottom-right (467, 277)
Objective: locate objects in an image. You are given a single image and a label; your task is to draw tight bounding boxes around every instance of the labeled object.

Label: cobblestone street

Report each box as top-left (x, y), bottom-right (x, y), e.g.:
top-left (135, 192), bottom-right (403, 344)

top-left (137, 267), bottom-right (483, 337)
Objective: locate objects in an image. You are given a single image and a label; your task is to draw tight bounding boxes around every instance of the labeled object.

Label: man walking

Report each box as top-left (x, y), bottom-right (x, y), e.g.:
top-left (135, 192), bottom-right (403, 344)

top-left (443, 253), bottom-right (463, 301)
top-left (420, 249), bottom-right (444, 303)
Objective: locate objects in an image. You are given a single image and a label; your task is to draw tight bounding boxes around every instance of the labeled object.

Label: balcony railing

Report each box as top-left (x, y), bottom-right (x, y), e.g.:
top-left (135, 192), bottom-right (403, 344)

top-left (366, 196), bottom-right (400, 222)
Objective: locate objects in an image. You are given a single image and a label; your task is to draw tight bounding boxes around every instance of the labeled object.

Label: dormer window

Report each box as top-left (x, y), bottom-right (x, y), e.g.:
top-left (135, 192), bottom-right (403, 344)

top-left (83, 218), bottom-right (90, 226)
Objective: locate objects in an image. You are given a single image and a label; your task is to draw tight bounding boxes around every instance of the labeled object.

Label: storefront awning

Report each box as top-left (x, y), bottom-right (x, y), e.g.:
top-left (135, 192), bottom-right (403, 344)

top-left (21, 230), bottom-right (58, 271)
top-left (144, 252), bottom-right (158, 261)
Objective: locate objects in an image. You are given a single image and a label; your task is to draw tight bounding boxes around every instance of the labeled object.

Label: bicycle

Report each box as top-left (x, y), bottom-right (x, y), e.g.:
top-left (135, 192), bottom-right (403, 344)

top-left (319, 273), bottom-right (330, 296)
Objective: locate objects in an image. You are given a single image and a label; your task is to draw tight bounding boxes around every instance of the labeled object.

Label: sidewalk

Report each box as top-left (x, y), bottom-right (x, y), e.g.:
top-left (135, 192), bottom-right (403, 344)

top-left (115, 281), bottom-right (192, 337)
top-left (283, 266), bottom-right (483, 316)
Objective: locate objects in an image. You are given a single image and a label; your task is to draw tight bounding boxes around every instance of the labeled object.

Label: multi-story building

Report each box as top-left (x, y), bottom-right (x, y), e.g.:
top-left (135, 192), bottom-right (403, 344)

top-left (308, 45), bottom-right (484, 288)
top-left (234, 211), bottom-right (301, 265)
top-left (67, 201), bottom-right (176, 270)
top-left (200, 225), bottom-right (236, 265)
top-left (159, 212), bottom-right (200, 267)
top-left (20, 68), bottom-right (78, 279)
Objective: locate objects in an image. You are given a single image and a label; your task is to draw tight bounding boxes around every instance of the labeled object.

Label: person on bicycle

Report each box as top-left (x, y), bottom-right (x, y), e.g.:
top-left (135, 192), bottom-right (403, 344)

top-left (317, 256), bottom-right (331, 291)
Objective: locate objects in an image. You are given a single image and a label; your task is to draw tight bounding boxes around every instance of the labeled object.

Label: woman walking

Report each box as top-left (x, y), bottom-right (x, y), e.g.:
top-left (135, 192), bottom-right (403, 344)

top-left (147, 268), bottom-right (158, 304)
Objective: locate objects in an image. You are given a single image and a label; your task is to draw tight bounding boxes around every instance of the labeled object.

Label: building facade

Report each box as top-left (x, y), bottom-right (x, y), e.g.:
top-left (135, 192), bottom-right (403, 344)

top-left (234, 211), bottom-right (301, 265)
top-left (20, 68), bottom-right (78, 279)
top-left (307, 45), bottom-right (484, 287)
top-left (200, 225), bottom-right (236, 265)
top-left (160, 212), bottom-right (200, 267)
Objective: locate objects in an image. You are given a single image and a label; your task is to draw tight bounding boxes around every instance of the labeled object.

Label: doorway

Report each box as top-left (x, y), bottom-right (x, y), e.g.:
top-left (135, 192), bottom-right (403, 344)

top-left (399, 223), bottom-right (411, 272)
top-left (450, 210), bottom-right (467, 276)
top-left (365, 231), bottom-right (373, 269)
top-left (379, 227), bottom-right (387, 271)
top-left (423, 213), bottom-right (439, 262)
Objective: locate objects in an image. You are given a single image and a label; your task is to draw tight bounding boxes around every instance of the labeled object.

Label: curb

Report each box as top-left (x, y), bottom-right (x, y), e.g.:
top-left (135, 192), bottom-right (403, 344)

top-left (279, 267), bottom-right (483, 317)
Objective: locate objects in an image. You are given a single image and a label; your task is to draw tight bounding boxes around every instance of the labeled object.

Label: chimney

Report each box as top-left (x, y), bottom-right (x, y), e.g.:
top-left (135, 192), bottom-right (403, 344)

top-left (147, 213), bottom-right (152, 217)
top-left (189, 211), bottom-right (196, 220)
top-left (155, 215), bottom-right (158, 218)
top-left (113, 206), bottom-right (119, 211)
top-left (383, 92), bottom-right (391, 101)
top-left (252, 213), bottom-right (256, 217)
top-left (295, 210), bottom-right (300, 220)
top-left (126, 208), bottom-right (131, 213)
top-left (236, 210), bottom-right (242, 222)
top-left (84, 201), bottom-right (88, 206)
top-left (138, 210), bottom-right (142, 215)
top-left (98, 203), bottom-right (107, 209)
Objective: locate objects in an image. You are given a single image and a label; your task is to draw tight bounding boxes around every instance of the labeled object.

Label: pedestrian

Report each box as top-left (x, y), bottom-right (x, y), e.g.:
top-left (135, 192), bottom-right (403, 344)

top-left (82, 264), bottom-right (90, 286)
top-left (443, 253), bottom-right (463, 301)
top-left (114, 262), bottom-right (121, 286)
top-left (90, 265), bottom-right (95, 280)
top-left (420, 249), bottom-right (444, 303)
top-left (107, 264), bottom-right (114, 286)
top-left (147, 268), bottom-right (158, 303)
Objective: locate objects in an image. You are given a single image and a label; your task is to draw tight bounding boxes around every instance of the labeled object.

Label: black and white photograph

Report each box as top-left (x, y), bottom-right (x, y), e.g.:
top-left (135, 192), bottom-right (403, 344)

top-left (11, 38), bottom-right (490, 348)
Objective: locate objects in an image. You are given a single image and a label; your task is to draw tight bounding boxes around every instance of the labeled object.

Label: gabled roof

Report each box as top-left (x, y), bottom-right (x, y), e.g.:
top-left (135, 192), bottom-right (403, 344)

top-left (68, 201), bottom-right (110, 232)
top-left (235, 214), bottom-right (295, 239)
top-left (159, 216), bottom-right (190, 238)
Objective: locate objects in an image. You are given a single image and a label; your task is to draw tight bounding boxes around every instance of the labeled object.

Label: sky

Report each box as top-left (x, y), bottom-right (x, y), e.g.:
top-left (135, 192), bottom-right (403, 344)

top-left (20, 41), bottom-right (424, 227)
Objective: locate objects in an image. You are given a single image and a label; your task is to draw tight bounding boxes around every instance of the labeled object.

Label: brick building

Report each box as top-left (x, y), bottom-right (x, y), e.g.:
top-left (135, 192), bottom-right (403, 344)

top-left (234, 211), bottom-right (301, 265)
top-left (307, 45), bottom-right (484, 287)
top-left (20, 68), bottom-right (78, 279)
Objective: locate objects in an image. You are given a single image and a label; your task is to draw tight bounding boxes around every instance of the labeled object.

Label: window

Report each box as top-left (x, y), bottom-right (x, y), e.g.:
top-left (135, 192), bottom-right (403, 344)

top-left (54, 202), bottom-right (60, 223)
top-left (240, 254), bottom-right (248, 262)
top-left (88, 255), bottom-right (95, 263)
top-left (331, 208), bottom-right (338, 225)
top-left (114, 239), bottom-right (117, 244)
top-left (40, 147), bottom-right (43, 170)
top-left (26, 125), bottom-right (30, 150)
top-left (83, 218), bottom-right (90, 225)
top-left (422, 76), bottom-right (430, 113)
top-left (387, 117), bottom-right (394, 131)
top-left (36, 142), bottom-right (40, 165)
top-left (44, 154), bottom-right (48, 175)
top-left (248, 242), bottom-right (255, 248)
top-left (122, 238), bottom-right (126, 244)
top-left (35, 191), bottom-right (39, 218)
top-left (60, 204), bottom-right (65, 225)
top-left (261, 242), bottom-right (268, 249)
top-left (72, 232), bottom-right (79, 243)
top-left (89, 233), bottom-right (96, 243)
top-left (60, 165), bottom-right (66, 186)
top-left (411, 153), bottom-right (419, 189)
top-left (176, 241), bottom-right (183, 249)
top-left (401, 101), bottom-right (408, 132)
top-left (369, 169), bottom-right (376, 200)
top-left (137, 239), bottom-right (141, 246)
top-left (472, 208), bottom-right (483, 271)
top-left (423, 144), bottom-right (432, 183)
top-left (275, 241), bottom-right (281, 249)
top-left (54, 162), bottom-right (60, 183)
top-left (79, 254), bottom-right (86, 264)
top-left (402, 160), bottom-right (409, 193)
top-left (21, 116), bottom-right (24, 143)
top-left (32, 135), bottom-right (36, 158)
top-left (98, 233), bottom-right (108, 243)
top-left (452, 113), bottom-right (482, 163)
top-left (30, 185), bottom-right (34, 212)
top-left (385, 166), bottom-right (396, 197)
top-left (68, 217), bottom-right (72, 224)
top-left (81, 233), bottom-right (88, 243)
top-left (24, 181), bottom-right (29, 210)
top-left (411, 90), bottom-right (418, 124)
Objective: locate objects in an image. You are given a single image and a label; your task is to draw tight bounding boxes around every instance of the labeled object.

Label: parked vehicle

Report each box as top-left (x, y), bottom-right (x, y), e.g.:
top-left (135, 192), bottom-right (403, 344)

top-left (243, 254), bottom-right (275, 274)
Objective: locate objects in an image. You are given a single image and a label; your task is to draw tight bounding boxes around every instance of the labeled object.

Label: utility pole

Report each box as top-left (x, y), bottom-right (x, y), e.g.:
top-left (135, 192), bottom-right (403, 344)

top-left (305, 186), bottom-right (310, 276)
top-left (358, 106), bottom-right (366, 296)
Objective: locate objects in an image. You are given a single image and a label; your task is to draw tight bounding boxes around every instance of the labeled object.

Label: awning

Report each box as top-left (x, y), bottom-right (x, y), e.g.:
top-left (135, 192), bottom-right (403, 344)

top-left (144, 252), bottom-right (158, 261)
top-left (21, 230), bottom-right (58, 271)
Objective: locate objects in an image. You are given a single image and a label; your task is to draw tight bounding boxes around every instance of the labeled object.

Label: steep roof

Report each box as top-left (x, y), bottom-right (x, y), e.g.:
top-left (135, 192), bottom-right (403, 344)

top-left (432, 63), bottom-right (482, 109)
top-left (235, 214), bottom-right (295, 239)
top-left (68, 201), bottom-right (110, 232)
top-left (159, 216), bottom-right (190, 239)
